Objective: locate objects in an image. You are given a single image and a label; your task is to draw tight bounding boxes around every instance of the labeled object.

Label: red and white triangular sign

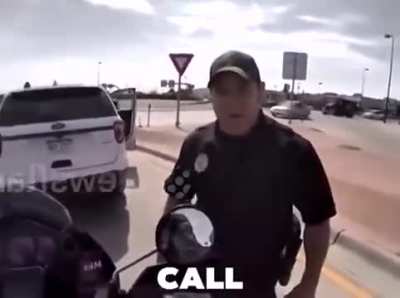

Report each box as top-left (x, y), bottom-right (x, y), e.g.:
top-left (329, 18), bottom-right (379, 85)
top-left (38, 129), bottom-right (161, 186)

top-left (169, 53), bottom-right (194, 76)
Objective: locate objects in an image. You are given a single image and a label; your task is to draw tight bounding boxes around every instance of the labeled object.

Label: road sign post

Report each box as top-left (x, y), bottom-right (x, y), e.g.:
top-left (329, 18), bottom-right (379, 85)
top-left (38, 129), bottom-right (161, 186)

top-left (147, 104), bottom-right (152, 127)
top-left (177, 75), bottom-right (182, 127)
top-left (126, 88), bottom-right (137, 150)
top-left (291, 54), bottom-right (298, 99)
top-left (169, 53), bottom-right (194, 128)
top-left (283, 52), bottom-right (308, 125)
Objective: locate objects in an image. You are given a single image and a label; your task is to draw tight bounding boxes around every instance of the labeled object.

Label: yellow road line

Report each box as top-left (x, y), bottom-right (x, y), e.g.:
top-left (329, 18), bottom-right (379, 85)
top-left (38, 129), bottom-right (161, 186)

top-left (298, 257), bottom-right (374, 298)
top-left (321, 264), bottom-right (374, 298)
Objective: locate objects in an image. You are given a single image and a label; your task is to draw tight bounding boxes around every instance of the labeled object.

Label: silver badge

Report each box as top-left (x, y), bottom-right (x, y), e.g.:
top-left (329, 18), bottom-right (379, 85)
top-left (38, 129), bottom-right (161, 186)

top-left (194, 153), bottom-right (209, 173)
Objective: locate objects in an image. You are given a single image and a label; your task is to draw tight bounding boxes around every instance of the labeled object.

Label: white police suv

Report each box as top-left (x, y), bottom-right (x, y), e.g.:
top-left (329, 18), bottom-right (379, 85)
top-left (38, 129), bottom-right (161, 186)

top-left (0, 85), bottom-right (129, 195)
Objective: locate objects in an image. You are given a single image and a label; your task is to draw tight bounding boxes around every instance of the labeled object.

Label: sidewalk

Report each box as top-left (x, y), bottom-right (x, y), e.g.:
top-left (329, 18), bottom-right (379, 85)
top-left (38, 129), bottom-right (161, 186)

top-left (134, 124), bottom-right (400, 275)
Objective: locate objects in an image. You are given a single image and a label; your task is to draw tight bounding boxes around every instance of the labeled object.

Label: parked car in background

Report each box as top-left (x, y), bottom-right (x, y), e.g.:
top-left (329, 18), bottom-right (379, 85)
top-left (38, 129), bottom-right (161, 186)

top-left (322, 96), bottom-right (358, 118)
top-left (263, 98), bottom-right (279, 108)
top-left (270, 100), bottom-right (311, 120)
top-left (322, 102), bottom-right (338, 115)
top-left (362, 109), bottom-right (385, 121)
top-left (0, 85), bottom-right (129, 195)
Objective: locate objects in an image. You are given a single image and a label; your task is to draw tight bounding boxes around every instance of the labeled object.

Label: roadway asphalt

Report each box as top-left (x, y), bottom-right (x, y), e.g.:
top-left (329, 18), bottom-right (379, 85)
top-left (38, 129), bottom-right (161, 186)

top-left (57, 151), bottom-right (398, 297)
top-left (307, 112), bottom-right (400, 160)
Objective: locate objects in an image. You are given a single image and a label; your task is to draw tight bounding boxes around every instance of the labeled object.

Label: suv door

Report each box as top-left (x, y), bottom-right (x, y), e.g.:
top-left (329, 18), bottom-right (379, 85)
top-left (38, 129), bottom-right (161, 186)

top-left (110, 88), bottom-right (136, 139)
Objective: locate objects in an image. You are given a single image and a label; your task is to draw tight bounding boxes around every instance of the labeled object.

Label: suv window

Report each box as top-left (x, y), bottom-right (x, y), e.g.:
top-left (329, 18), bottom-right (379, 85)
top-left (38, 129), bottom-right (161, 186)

top-left (0, 87), bottom-right (116, 126)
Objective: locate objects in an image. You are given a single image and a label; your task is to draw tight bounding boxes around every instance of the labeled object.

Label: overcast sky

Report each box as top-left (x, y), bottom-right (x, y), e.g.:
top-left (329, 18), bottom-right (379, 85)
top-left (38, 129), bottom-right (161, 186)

top-left (1, 0), bottom-right (399, 99)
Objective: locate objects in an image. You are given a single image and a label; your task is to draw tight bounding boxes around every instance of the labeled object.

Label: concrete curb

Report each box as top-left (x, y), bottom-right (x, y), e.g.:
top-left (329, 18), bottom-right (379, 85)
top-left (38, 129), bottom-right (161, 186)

top-left (331, 227), bottom-right (400, 278)
top-left (136, 144), bottom-right (178, 163)
top-left (136, 143), bottom-right (400, 277)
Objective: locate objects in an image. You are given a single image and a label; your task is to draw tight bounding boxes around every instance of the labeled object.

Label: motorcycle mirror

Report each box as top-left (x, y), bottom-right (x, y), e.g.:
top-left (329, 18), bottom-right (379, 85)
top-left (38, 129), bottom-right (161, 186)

top-left (156, 205), bottom-right (215, 265)
top-left (110, 205), bottom-right (214, 292)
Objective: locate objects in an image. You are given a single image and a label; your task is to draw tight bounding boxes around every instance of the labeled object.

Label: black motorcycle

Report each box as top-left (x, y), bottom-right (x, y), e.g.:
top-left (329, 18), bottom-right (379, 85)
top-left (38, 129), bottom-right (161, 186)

top-left (0, 189), bottom-right (301, 298)
top-left (109, 204), bottom-right (217, 298)
top-left (0, 188), bottom-right (216, 298)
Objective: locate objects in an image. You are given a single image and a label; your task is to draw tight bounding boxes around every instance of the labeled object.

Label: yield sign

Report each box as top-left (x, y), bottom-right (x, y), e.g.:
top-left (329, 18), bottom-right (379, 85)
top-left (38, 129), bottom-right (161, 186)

top-left (169, 53), bottom-right (194, 76)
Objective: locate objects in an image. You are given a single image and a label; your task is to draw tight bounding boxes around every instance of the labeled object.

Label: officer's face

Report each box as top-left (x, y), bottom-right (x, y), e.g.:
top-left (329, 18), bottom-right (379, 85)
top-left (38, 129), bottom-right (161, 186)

top-left (210, 72), bottom-right (263, 135)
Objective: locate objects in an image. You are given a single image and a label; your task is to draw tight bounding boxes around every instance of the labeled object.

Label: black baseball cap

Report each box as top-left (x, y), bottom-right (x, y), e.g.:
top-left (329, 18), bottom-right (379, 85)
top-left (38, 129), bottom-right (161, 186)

top-left (208, 50), bottom-right (261, 88)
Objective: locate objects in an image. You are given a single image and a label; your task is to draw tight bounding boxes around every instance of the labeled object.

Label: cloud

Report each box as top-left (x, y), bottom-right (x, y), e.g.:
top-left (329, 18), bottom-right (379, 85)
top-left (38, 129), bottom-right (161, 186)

top-left (85, 0), bottom-right (155, 14)
top-left (167, 1), bottom-right (267, 36)
top-left (0, 0), bottom-right (175, 62)
top-left (0, 0), bottom-right (399, 97)
top-left (256, 0), bottom-right (400, 61)
top-left (287, 0), bottom-right (398, 39)
top-left (349, 41), bottom-right (394, 62)
top-left (297, 15), bottom-right (340, 27)
top-left (189, 29), bottom-right (214, 39)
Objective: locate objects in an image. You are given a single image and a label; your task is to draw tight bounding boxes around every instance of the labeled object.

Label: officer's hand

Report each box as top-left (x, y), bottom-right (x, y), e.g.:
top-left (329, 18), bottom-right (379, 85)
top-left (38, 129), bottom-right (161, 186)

top-left (284, 283), bottom-right (316, 298)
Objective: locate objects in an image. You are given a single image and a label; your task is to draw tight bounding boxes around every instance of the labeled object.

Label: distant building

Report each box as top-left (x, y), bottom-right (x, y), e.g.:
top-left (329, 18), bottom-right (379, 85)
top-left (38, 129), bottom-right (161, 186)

top-left (192, 88), bottom-right (210, 100)
top-left (264, 90), bottom-right (287, 106)
top-left (360, 97), bottom-right (399, 113)
top-left (322, 92), bottom-right (338, 97)
top-left (296, 93), bottom-right (361, 111)
top-left (360, 97), bottom-right (384, 110)
top-left (335, 95), bottom-right (361, 103)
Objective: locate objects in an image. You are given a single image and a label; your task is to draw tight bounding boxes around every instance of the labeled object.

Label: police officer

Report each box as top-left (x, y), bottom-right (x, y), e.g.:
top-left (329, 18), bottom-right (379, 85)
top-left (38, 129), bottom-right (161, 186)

top-left (163, 51), bottom-right (337, 298)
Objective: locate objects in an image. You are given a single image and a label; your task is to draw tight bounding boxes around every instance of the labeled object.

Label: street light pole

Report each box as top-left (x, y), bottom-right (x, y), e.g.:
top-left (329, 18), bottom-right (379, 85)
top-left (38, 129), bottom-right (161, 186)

top-left (361, 68), bottom-right (369, 98)
top-left (97, 61), bottom-right (102, 86)
top-left (384, 34), bottom-right (395, 123)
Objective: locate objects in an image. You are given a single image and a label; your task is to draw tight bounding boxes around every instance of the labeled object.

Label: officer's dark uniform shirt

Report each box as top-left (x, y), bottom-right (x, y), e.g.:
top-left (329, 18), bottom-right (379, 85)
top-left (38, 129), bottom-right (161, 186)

top-left (164, 111), bottom-right (337, 290)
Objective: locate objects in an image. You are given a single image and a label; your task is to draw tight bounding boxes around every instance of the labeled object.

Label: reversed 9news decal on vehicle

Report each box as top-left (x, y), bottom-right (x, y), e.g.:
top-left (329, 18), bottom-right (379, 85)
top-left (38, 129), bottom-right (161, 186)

top-left (157, 267), bottom-right (243, 292)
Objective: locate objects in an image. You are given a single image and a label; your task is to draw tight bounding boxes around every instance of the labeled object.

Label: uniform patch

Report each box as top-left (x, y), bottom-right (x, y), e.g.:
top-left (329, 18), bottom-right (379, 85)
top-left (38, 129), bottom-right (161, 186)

top-left (183, 184), bottom-right (192, 193)
top-left (175, 176), bottom-right (184, 186)
top-left (194, 153), bottom-right (209, 173)
top-left (167, 184), bottom-right (177, 194)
